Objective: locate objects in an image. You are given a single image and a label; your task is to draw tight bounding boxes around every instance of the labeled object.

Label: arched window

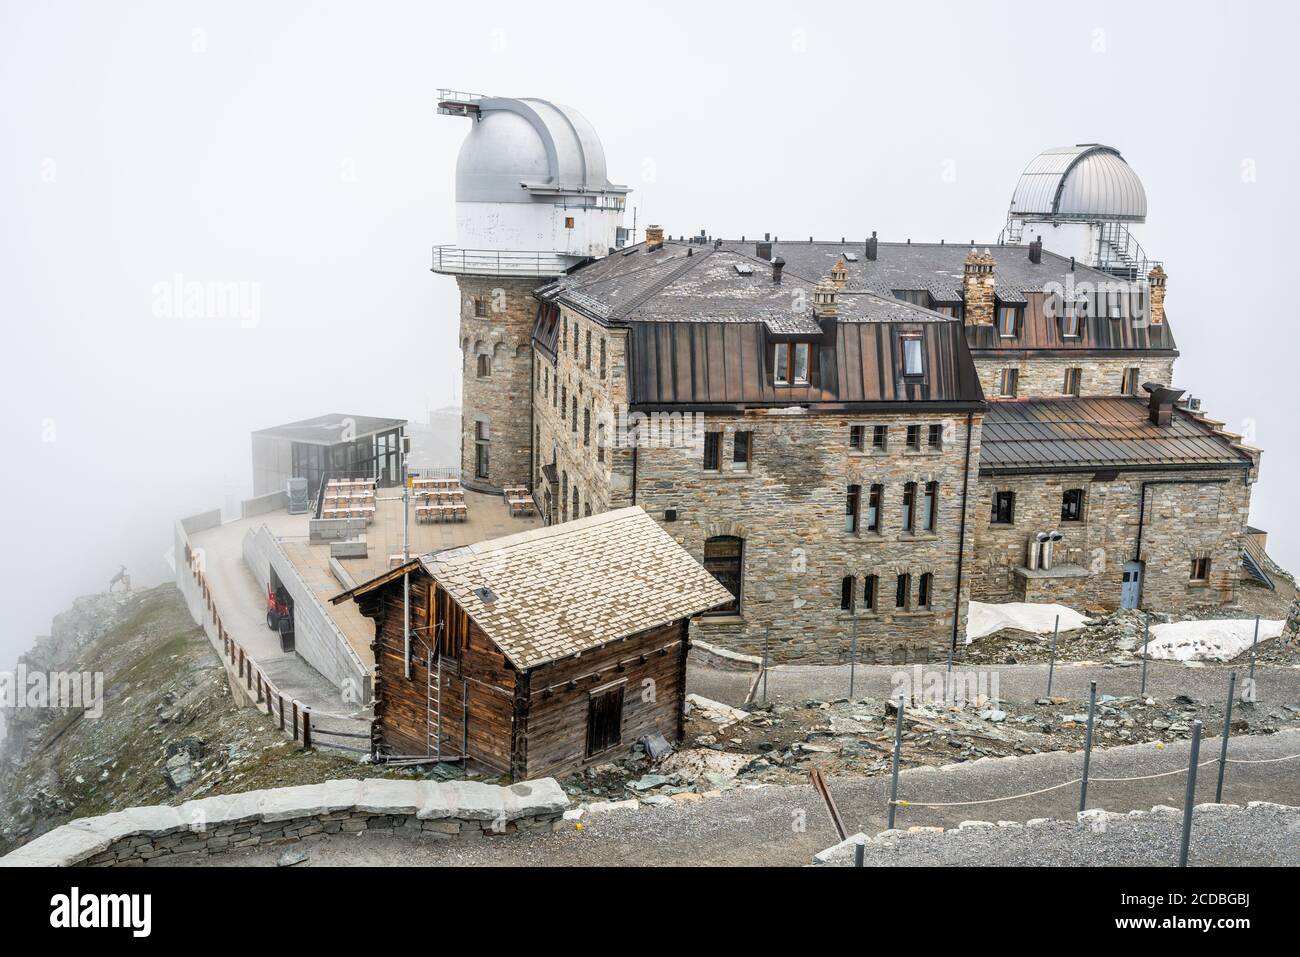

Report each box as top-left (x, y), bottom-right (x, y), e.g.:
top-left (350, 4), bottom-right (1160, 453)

top-left (703, 536), bottom-right (744, 615)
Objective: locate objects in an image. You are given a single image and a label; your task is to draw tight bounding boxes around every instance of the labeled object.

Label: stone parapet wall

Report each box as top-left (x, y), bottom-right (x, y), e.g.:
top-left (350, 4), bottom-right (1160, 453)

top-left (0, 777), bottom-right (567, 867)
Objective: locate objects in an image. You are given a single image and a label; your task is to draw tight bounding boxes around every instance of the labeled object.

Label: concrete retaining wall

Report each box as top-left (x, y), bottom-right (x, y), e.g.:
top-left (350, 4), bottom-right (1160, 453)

top-left (242, 525), bottom-right (371, 704)
top-left (240, 489), bottom-right (289, 520)
top-left (0, 777), bottom-right (567, 866)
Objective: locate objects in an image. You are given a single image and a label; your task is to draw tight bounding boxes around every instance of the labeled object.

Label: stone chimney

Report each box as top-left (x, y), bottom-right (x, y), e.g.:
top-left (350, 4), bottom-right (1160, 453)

top-left (830, 258), bottom-right (848, 288)
top-left (1147, 265), bottom-right (1167, 325)
top-left (644, 224), bottom-right (664, 248)
top-left (814, 277), bottom-right (838, 316)
top-left (963, 247), bottom-right (996, 326)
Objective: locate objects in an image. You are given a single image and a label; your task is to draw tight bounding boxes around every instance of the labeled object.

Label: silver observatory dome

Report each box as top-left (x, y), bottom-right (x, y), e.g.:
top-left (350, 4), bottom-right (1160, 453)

top-left (454, 97), bottom-right (618, 204)
top-left (1009, 144), bottom-right (1147, 223)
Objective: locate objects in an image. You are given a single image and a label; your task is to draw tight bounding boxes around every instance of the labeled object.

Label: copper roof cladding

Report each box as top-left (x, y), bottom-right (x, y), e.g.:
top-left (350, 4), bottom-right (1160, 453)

top-left (537, 239), bottom-right (986, 410)
top-left (980, 398), bottom-right (1254, 474)
top-left (418, 507), bottom-right (734, 670)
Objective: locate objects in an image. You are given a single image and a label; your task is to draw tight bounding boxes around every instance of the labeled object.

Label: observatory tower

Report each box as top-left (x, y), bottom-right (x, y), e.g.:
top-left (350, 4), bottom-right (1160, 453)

top-left (1002, 144), bottom-right (1158, 279)
top-left (432, 90), bottom-right (629, 491)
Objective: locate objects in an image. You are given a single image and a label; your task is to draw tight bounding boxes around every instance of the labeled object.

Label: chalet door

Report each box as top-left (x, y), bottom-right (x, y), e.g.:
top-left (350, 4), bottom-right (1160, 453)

top-left (1120, 560), bottom-right (1143, 609)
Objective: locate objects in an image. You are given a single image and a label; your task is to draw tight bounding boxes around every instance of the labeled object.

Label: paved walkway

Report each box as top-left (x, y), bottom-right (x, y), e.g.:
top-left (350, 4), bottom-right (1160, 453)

top-left (178, 728), bottom-right (1300, 866)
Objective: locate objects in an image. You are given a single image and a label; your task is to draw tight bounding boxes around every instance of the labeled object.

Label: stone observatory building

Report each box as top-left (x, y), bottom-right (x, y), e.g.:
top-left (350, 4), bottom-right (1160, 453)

top-left (430, 98), bottom-right (1265, 665)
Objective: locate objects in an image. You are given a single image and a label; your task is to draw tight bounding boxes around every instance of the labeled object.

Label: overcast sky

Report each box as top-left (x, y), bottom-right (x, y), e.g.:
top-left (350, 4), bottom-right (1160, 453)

top-left (1, 0), bottom-right (1296, 663)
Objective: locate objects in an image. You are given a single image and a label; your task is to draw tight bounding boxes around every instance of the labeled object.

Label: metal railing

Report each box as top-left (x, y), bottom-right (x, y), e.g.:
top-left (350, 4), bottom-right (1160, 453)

top-left (430, 245), bottom-right (573, 277)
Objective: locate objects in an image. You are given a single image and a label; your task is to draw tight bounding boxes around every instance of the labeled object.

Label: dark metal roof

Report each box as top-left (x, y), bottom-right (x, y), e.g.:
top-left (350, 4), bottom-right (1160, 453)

top-left (252, 414), bottom-right (406, 445)
top-left (627, 318), bottom-right (983, 408)
top-left (980, 399), bottom-right (1251, 473)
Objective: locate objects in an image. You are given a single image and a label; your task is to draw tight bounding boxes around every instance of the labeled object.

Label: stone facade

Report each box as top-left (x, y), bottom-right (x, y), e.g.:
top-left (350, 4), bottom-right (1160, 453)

top-left (457, 275), bottom-right (540, 491)
top-left (971, 468), bottom-right (1252, 612)
top-left (963, 248), bottom-right (997, 326)
top-left (630, 409), bottom-right (984, 664)
top-left (975, 356), bottom-right (1176, 400)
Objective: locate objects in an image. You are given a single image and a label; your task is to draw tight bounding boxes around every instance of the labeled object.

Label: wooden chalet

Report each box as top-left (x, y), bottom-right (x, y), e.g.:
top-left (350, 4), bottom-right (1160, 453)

top-left (333, 506), bottom-right (732, 780)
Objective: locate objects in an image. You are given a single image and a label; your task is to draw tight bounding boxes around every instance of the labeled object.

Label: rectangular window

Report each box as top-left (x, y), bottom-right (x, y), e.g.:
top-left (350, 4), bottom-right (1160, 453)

top-left (862, 575), bottom-right (877, 611)
top-left (1063, 367), bottom-right (1082, 397)
top-left (902, 481), bottom-right (916, 531)
top-left (845, 484), bottom-right (861, 533)
top-left (792, 343), bottom-right (810, 384)
top-left (927, 423), bottom-right (943, 449)
top-left (866, 484), bottom-right (882, 533)
top-left (849, 425), bottom-right (865, 451)
top-left (583, 408), bottom-right (590, 446)
top-left (997, 305), bottom-right (1019, 338)
top-left (585, 331), bottom-right (592, 369)
top-left (703, 537), bottom-right (744, 615)
top-left (1061, 304), bottom-right (1082, 338)
top-left (600, 338), bottom-right (607, 379)
top-left (918, 573), bottom-right (933, 610)
top-left (565, 216), bottom-right (576, 230)
top-left (906, 425), bottom-right (921, 450)
top-left (999, 368), bottom-right (1019, 398)
top-left (872, 425), bottom-right (888, 451)
top-left (840, 575), bottom-right (855, 612)
top-left (936, 304), bottom-right (963, 320)
top-left (733, 431), bottom-right (752, 470)
top-left (703, 432), bottom-right (721, 471)
top-left (775, 344), bottom-right (790, 384)
top-left (476, 354), bottom-right (490, 378)
top-left (474, 421), bottom-right (490, 480)
top-left (474, 297), bottom-right (488, 318)
top-left (991, 490), bottom-right (1015, 525)
top-left (895, 573), bottom-right (911, 609)
top-left (585, 683), bottom-right (625, 757)
top-left (902, 337), bottom-right (924, 376)
top-left (1121, 367), bottom-right (1140, 396)
top-left (922, 481), bottom-right (937, 531)
top-left (572, 396), bottom-right (578, 432)
top-left (1190, 557), bottom-right (1211, 582)
top-left (1062, 488), bottom-right (1085, 522)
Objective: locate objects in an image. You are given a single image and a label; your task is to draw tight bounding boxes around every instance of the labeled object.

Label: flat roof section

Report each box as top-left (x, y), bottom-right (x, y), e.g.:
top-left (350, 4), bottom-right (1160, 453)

top-left (253, 414), bottom-right (407, 446)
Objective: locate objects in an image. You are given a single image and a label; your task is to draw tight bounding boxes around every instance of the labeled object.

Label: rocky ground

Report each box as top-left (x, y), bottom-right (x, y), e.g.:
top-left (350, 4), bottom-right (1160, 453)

top-left (0, 586), bottom-right (414, 855)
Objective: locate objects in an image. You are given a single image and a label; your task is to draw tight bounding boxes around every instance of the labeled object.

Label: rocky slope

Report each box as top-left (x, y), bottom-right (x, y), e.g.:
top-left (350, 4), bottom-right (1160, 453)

top-left (0, 585), bottom-right (410, 855)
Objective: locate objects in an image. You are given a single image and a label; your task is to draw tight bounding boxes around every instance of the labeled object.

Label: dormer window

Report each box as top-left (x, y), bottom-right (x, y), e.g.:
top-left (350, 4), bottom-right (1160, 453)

top-left (1061, 301), bottom-right (1083, 337)
top-left (935, 303), bottom-right (964, 320)
top-left (775, 343), bottom-right (811, 385)
top-left (901, 336), bottom-right (924, 377)
top-left (997, 304), bottom-right (1020, 338)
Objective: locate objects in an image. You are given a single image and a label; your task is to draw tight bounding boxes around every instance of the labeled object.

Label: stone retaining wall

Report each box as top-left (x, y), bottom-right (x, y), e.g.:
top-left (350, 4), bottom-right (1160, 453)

top-left (0, 777), bottom-right (567, 867)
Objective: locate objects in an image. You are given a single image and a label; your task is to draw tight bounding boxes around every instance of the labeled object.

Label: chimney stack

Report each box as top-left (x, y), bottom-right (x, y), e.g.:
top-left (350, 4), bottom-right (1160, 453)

top-left (644, 224), bottom-right (664, 249)
top-left (814, 277), bottom-right (837, 316)
top-left (756, 240), bottom-right (773, 261)
top-left (1028, 236), bottom-right (1043, 264)
top-left (865, 231), bottom-right (878, 262)
top-left (830, 258), bottom-right (848, 288)
top-left (962, 247), bottom-right (996, 326)
top-left (772, 256), bottom-right (785, 284)
top-left (1143, 382), bottom-right (1186, 427)
top-left (1147, 265), bottom-right (1167, 325)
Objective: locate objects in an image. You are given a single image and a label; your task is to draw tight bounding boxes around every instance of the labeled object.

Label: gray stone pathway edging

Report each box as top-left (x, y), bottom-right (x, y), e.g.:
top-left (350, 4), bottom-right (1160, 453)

top-left (812, 800), bottom-right (1299, 866)
top-left (0, 777), bottom-right (568, 867)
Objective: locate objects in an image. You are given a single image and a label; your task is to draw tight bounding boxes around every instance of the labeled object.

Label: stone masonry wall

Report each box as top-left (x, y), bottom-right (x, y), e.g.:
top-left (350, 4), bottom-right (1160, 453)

top-left (533, 303), bottom-right (631, 521)
top-left (458, 276), bottom-right (541, 491)
top-left (975, 356), bottom-right (1177, 399)
top-left (0, 777), bottom-right (567, 867)
top-left (971, 467), bottom-right (1252, 612)
top-left (631, 408), bottom-right (984, 665)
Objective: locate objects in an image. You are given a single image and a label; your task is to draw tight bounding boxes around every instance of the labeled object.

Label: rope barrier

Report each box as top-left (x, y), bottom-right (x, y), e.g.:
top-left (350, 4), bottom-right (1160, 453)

top-left (890, 751), bottom-right (1300, 808)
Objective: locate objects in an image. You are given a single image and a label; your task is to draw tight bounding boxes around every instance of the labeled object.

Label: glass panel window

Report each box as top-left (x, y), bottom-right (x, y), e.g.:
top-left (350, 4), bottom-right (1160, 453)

top-left (928, 423), bottom-right (943, 449)
top-left (872, 425), bottom-right (888, 450)
top-left (902, 337), bottom-right (923, 376)
top-left (999, 368), bottom-right (1019, 398)
top-left (849, 425), bottom-right (865, 451)
top-left (991, 490), bottom-right (1015, 524)
top-left (1063, 367), bottom-right (1082, 397)
top-left (733, 431), bottom-right (752, 470)
top-left (866, 484), bottom-right (882, 532)
top-left (922, 481), bottom-right (937, 531)
top-left (895, 573), bottom-right (911, 609)
top-left (703, 536), bottom-right (744, 614)
top-left (703, 432), bottom-right (721, 471)
top-left (998, 305), bottom-right (1019, 338)
top-left (862, 575), bottom-right (877, 611)
top-left (918, 573), bottom-right (933, 609)
top-left (1062, 488), bottom-right (1084, 522)
top-left (840, 575), bottom-right (855, 612)
top-left (1190, 557), bottom-right (1211, 582)
top-left (906, 425), bottom-right (921, 450)
top-left (793, 343), bottom-right (810, 384)
top-left (902, 481), bottom-right (916, 531)
top-left (774, 344), bottom-right (790, 384)
top-left (845, 484), bottom-right (861, 533)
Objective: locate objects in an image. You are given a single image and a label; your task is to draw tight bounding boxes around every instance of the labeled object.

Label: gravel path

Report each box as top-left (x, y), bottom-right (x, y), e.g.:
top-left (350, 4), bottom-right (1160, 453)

top-left (176, 727), bottom-right (1300, 867)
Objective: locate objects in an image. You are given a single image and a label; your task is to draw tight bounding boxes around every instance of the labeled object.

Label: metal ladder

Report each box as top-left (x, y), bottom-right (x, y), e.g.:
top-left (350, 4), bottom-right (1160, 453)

top-left (426, 650), bottom-right (443, 758)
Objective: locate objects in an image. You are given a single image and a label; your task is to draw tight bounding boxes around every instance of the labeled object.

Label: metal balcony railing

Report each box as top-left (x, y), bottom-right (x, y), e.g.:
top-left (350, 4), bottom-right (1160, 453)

top-left (430, 245), bottom-right (574, 277)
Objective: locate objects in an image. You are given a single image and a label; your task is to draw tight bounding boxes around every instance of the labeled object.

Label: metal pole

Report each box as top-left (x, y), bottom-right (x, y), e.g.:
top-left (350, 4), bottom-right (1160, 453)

top-left (761, 630), bottom-right (770, 705)
top-left (1140, 612), bottom-right (1150, 696)
top-left (403, 463), bottom-right (411, 680)
top-left (849, 619), bottom-right (857, 701)
top-left (1247, 615), bottom-right (1260, 688)
top-left (1215, 671), bottom-right (1236, 804)
top-left (1178, 720), bottom-right (1203, 867)
top-left (1046, 614), bottom-right (1060, 697)
top-left (887, 694), bottom-right (905, 830)
top-left (853, 834), bottom-right (865, 868)
top-left (1079, 680), bottom-right (1097, 812)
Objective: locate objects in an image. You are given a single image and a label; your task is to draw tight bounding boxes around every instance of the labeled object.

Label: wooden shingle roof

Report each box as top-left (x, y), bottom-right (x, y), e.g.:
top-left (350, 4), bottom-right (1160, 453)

top-left (419, 507), bottom-right (733, 670)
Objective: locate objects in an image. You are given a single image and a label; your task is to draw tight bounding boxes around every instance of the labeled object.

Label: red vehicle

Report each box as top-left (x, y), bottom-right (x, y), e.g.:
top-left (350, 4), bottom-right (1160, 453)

top-left (266, 578), bottom-right (295, 651)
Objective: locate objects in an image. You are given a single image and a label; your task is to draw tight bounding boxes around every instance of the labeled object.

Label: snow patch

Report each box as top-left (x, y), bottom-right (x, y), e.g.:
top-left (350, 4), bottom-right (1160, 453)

top-left (965, 601), bottom-right (1088, 644)
top-left (1145, 619), bottom-right (1283, 662)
